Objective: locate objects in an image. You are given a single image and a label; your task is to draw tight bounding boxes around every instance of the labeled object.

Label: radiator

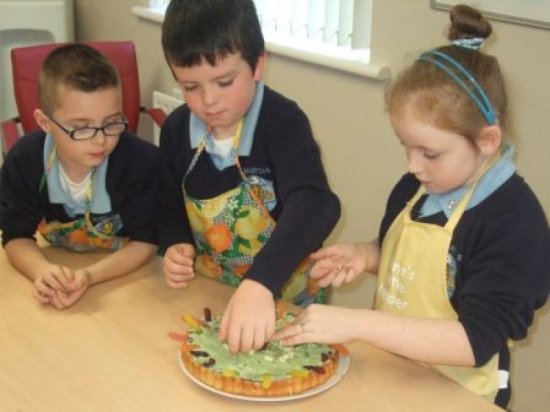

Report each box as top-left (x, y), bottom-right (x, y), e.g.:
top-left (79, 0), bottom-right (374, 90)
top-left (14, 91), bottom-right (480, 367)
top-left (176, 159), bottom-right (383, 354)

top-left (152, 89), bottom-right (184, 145)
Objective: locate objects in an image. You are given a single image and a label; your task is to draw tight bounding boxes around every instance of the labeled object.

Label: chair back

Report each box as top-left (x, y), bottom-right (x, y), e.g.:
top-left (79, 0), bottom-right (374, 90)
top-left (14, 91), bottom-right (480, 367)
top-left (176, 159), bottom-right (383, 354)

top-left (11, 41), bottom-right (142, 134)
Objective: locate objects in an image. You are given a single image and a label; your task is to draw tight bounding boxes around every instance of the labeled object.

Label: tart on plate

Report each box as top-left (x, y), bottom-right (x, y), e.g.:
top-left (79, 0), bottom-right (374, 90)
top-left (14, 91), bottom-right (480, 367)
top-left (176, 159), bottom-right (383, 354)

top-left (171, 307), bottom-right (348, 397)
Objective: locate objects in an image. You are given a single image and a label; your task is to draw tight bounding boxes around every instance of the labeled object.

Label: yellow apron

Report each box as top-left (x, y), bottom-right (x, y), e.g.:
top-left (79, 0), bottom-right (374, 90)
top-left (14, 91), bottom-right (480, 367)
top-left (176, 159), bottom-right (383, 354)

top-left (37, 146), bottom-right (125, 252)
top-left (375, 172), bottom-right (499, 401)
top-left (182, 120), bottom-right (324, 306)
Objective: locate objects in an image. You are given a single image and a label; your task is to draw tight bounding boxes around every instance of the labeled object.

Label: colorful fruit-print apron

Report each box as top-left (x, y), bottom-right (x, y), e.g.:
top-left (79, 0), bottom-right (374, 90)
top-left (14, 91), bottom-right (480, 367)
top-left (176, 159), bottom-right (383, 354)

top-left (182, 120), bottom-right (324, 306)
top-left (375, 160), bottom-right (500, 401)
top-left (37, 146), bottom-right (125, 252)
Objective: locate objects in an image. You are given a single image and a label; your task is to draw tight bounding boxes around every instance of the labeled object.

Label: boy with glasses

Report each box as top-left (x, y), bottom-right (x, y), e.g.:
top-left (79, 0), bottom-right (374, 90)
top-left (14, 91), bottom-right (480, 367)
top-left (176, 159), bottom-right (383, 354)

top-left (0, 44), bottom-right (159, 309)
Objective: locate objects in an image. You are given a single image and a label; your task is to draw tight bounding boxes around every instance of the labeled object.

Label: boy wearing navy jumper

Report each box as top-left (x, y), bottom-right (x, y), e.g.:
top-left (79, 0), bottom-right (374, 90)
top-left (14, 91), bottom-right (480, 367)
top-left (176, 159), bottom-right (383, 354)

top-left (159, 0), bottom-right (340, 353)
top-left (0, 44), bottom-right (159, 309)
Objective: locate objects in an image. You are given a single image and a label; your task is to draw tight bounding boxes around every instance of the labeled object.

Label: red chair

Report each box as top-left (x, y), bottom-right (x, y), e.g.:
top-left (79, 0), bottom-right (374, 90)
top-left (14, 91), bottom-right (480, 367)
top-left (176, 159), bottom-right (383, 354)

top-left (1, 41), bottom-right (166, 152)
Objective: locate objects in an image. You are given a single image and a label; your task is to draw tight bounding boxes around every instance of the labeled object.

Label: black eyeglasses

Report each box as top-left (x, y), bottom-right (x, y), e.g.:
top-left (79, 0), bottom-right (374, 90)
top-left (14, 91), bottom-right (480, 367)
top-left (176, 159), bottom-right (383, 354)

top-left (46, 114), bottom-right (128, 141)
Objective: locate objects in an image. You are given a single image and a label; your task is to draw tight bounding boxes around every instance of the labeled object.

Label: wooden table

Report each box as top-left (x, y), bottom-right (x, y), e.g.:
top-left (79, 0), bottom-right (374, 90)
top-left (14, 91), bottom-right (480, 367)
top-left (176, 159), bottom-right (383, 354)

top-left (0, 246), bottom-right (503, 411)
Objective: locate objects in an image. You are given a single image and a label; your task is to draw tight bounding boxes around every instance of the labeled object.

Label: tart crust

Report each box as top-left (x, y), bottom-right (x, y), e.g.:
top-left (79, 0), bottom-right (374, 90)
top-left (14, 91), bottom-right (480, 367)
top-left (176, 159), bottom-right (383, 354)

top-left (180, 346), bottom-right (340, 397)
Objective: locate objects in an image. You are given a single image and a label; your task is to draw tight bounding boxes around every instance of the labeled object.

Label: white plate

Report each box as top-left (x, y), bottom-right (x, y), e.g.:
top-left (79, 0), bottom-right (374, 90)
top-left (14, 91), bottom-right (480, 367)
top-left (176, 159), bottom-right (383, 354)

top-left (178, 350), bottom-right (350, 402)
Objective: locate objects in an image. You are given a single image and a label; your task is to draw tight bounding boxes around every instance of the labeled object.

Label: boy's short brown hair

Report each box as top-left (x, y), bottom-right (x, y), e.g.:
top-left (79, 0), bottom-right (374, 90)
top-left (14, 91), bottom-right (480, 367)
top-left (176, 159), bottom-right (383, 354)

top-left (39, 43), bottom-right (120, 114)
top-left (161, 0), bottom-right (264, 72)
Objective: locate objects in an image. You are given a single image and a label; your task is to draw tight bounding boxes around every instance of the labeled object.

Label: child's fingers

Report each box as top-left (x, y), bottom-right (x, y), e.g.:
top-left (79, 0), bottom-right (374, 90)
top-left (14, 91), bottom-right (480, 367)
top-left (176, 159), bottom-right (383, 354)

top-left (164, 255), bottom-right (194, 273)
top-left (164, 272), bottom-right (194, 288)
top-left (163, 257), bottom-right (195, 278)
top-left (235, 324), bottom-right (254, 353)
top-left (317, 271), bottom-right (338, 288)
top-left (52, 266), bottom-right (74, 290)
top-left (42, 266), bottom-right (73, 292)
top-left (55, 292), bottom-right (72, 307)
top-left (314, 263), bottom-right (346, 287)
top-left (49, 294), bottom-right (68, 310)
top-left (273, 323), bottom-right (313, 346)
top-left (42, 274), bottom-right (65, 292)
top-left (33, 289), bottom-right (51, 304)
top-left (272, 323), bottom-right (299, 341)
top-left (167, 253), bottom-right (194, 266)
top-left (251, 324), bottom-right (269, 351)
top-left (310, 247), bottom-right (340, 261)
top-left (166, 270), bottom-right (194, 288)
top-left (332, 270), bottom-right (350, 287)
top-left (166, 277), bottom-right (191, 289)
top-left (59, 266), bottom-right (75, 283)
top-left (218, 310), bottom-right (230, 343)
top-left (70, 269), bottom-right (91, 290)
top-left (34, 278), bottom-right (56, 296)
top-left (344, 268), bottom-right (358, 284)
top-left (265, 314), bottom-right (276, 341)
top-left (56, 290), bottom-right (82, 308)
top-left (166, 243), bottom-right (195, 262)
top-left (280, 334), bottom-right (311, 346)
top-left (176, 243), bottom-right (195, 258)
top-left (309, 259), bottom-right (337, 279)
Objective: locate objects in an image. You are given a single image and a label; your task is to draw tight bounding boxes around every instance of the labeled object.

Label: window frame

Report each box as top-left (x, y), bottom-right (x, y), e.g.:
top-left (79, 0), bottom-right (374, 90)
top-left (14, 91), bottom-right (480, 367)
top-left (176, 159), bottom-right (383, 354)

top-left (132, 1), bottom-right (389, 80)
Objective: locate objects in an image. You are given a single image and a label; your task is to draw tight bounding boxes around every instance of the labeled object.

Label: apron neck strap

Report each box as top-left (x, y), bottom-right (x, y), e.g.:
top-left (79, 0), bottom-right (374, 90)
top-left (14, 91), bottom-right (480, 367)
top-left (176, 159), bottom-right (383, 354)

top-left (445, 152), bottom-right (501, 229)
top-left (42, 143), bottom-right (95, 214)
top-left (230, 119), bottom-right (246, 177)
top-left (407, 151), bottom-right (501, 230)
top-left (184, 118), bottom-right (247, 187)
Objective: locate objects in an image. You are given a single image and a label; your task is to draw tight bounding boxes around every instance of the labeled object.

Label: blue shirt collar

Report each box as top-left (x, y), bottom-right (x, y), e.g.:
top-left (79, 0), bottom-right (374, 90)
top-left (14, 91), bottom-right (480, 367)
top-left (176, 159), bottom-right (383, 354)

top-left (43, 134), bottom-right (112, 215)
top-left (189, 81), bottom-right (264, 158)
top-left (420, 144), bottom-right (516, 218)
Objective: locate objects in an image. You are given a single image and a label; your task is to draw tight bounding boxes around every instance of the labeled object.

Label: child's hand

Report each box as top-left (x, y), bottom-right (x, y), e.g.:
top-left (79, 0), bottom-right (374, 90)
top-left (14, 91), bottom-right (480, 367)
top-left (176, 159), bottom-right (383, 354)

top-left (273, 304), bottom-right (357, 346)
top-left (219, 279), bottom-right (275, 353)
top-left (163, 243), bottom-right (196, 288)
top-left (49, 269), bottom-right (91, 309)
top-left (32, 264), bottom-right (73, 305)
top-left (309, 243), bottom-right (370, 287)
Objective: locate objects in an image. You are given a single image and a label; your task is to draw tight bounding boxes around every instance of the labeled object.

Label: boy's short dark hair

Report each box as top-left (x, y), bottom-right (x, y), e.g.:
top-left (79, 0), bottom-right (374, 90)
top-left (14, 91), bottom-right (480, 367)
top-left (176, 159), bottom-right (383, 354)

top-left (161, 0), bottom-right (264, 72)
top-left (39, 43), bottom-right (120, 114)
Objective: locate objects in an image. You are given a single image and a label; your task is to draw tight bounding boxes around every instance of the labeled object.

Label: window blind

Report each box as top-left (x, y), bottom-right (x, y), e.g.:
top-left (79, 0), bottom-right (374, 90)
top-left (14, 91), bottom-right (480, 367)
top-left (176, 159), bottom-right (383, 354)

top-left (149, 0), bottom-right (170, 11)
top-left (147, 0), bottom-right (374, 67)
top-left (254, 0), bottom-right (372, 60)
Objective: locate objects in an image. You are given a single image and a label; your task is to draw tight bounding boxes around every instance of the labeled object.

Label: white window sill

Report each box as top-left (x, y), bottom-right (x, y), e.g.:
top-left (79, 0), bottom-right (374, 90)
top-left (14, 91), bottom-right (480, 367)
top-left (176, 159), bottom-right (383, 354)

top-left (132, 6), bottom-right (390, 81)
top-left (132, 5), bottom-right (164, 23)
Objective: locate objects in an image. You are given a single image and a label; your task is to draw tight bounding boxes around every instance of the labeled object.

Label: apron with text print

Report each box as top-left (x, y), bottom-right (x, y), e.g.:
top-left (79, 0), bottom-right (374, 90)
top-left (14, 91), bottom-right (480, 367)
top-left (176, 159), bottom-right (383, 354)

top-left (375, 161), bottom-right (500, 401)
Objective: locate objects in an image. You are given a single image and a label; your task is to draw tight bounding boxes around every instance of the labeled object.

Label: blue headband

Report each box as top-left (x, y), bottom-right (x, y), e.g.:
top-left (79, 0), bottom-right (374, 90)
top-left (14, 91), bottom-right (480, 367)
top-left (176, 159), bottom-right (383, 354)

top-left (418, 50), bottom-right (496, 125)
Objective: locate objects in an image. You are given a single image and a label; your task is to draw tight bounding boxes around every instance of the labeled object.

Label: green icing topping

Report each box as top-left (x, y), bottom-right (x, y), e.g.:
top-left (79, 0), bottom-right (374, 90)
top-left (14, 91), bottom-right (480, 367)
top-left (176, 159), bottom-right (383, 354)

top-left (188, 313), bottom-right (333, 381)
